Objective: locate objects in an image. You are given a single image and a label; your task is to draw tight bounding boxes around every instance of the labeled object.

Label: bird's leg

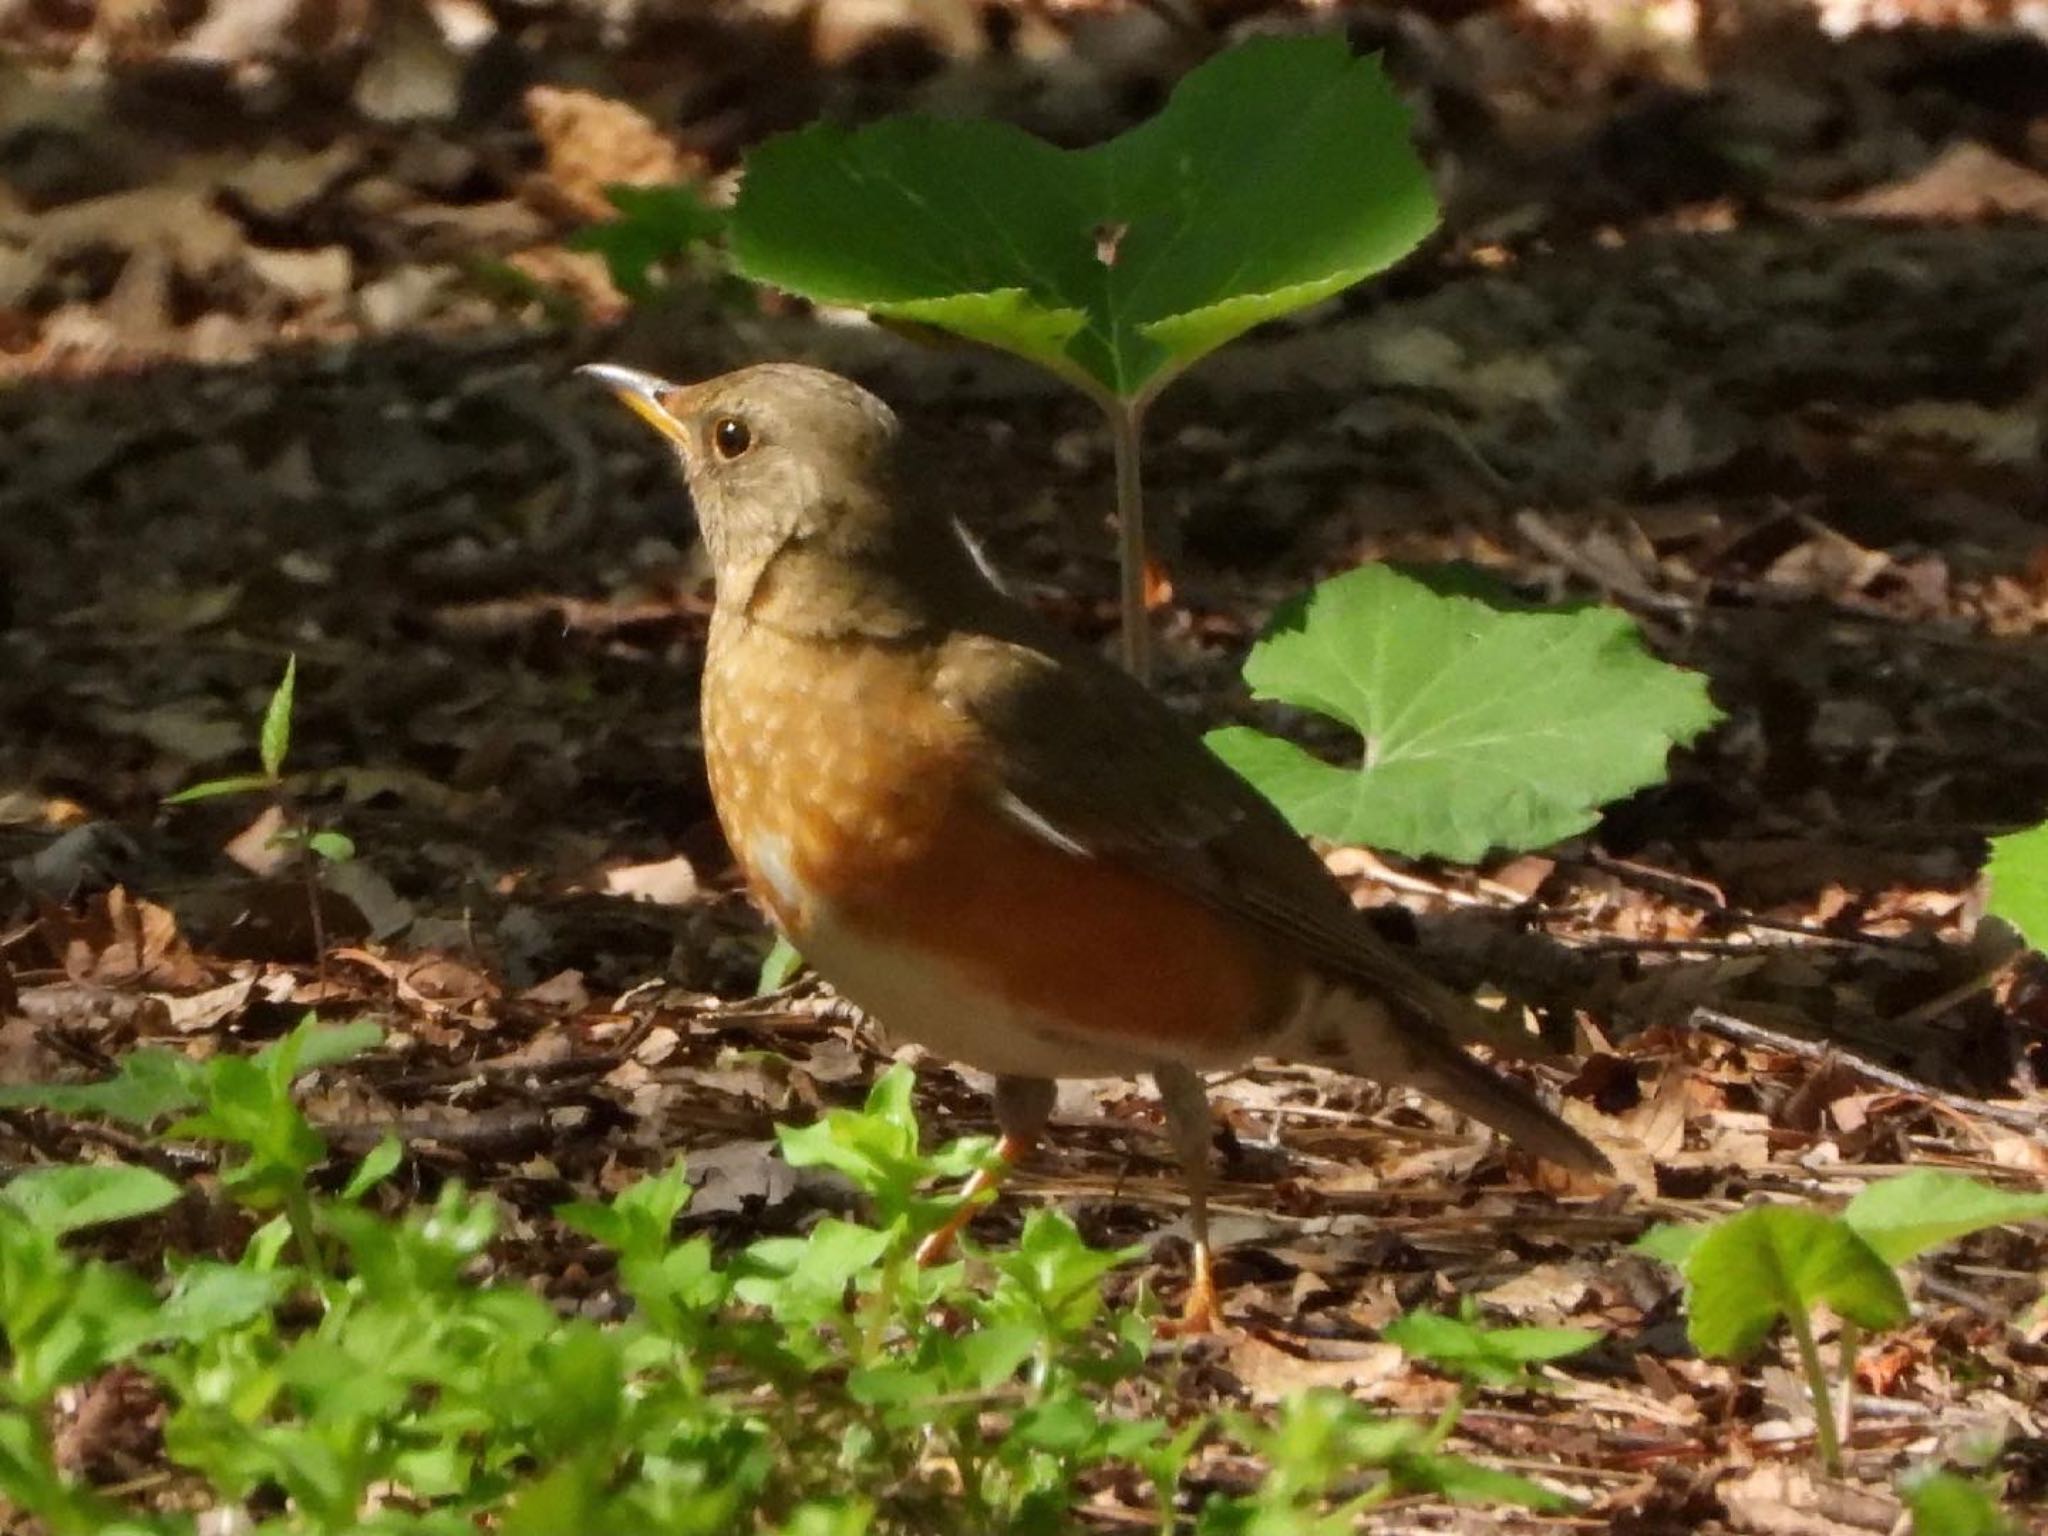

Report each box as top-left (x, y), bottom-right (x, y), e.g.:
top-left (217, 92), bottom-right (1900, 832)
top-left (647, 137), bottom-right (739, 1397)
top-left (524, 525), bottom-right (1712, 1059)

top-left (914, 1074), bottom-right (1055, 1267)
top-left (1153, 1061), bottom-right (1225, 1336)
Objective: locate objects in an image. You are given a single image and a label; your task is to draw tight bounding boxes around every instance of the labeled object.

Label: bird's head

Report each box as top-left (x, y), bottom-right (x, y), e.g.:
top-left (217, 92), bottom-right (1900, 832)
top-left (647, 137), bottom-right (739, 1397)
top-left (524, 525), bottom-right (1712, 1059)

top-left (579, 361), bottom-right (912, 606)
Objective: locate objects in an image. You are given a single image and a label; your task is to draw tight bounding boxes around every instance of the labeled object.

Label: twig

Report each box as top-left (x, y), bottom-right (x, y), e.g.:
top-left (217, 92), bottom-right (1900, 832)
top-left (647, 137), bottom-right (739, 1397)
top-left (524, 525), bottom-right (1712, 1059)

top-left (1571, 851), bottom-right (1933, 953)
top-left (1687, 1006), bottom-right (2044, 1132)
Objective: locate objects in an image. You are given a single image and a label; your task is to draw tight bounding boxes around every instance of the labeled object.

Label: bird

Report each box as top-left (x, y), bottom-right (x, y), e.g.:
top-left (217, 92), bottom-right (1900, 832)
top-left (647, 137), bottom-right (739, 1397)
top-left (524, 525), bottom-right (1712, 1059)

top-left (581, 359), bottom-right (1610, 1332)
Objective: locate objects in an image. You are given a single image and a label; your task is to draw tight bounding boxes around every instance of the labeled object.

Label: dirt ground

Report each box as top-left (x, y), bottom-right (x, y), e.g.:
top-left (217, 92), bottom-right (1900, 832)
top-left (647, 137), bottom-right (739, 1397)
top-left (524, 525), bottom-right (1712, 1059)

top-left (3, 1), bottom-right (2048, 1530)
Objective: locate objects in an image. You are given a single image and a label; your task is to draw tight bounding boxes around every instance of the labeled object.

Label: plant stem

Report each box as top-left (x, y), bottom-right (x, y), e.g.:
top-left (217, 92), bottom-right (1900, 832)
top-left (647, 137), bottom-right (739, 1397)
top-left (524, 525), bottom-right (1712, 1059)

top-left (1108, 399), bottom-right (1152, 681)
top-left (284, 1184), bottom-right (329, 1290)
top-left (1786, 1305), bottom-right (1841, 1475)
top-left (1834, 1321), bottom-right (1859, 1456)
top-left (1419, 1385), bottom-right (1471, 1453)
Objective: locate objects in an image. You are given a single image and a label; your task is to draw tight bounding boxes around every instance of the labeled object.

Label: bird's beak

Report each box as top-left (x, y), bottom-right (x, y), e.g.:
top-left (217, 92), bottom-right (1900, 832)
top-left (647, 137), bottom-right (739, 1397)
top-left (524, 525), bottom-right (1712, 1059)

top-left (577, 363), bottom-right (691, 449)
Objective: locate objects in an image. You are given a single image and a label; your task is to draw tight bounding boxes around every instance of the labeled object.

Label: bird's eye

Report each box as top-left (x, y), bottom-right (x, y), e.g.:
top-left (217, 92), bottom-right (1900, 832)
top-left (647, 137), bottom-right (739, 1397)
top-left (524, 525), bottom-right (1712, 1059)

top-left (712, 416), bottom-right (752, 459)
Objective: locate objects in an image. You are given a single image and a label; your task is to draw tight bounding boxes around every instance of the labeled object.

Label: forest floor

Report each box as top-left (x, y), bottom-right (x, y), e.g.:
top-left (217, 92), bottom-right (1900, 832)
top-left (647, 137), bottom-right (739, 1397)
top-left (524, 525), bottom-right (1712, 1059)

top-left (3, 1), bottom-right (2048, 1530)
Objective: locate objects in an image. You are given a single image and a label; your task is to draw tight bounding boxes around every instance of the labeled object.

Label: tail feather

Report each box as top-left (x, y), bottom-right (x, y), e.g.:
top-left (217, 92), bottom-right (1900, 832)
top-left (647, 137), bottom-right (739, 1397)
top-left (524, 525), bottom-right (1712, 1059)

top-left (1288, 980), bottom-right (1611, 1176)
top-left (1388, 1026), bottom-right (1611, 1174)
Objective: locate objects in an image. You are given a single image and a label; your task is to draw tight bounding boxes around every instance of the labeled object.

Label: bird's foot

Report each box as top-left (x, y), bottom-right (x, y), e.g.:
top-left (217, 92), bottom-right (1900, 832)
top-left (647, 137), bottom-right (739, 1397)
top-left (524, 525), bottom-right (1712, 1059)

top-left (1153, 1245), bottom-right (1226, 1338)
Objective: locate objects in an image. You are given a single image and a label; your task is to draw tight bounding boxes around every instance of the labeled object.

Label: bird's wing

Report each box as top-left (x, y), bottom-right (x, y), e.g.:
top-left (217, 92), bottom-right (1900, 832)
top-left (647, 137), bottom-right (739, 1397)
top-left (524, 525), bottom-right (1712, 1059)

top-left (931, 626), bottom-right (1495, 1034)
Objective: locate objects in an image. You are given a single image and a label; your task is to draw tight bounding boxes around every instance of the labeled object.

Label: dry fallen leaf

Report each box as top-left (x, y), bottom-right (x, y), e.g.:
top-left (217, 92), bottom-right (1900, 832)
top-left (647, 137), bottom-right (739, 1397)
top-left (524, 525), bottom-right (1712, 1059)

top-left (523, 86), bottom-right (698, 224)
top-left (1224, 1332), bottom-right (1404, 1406)
top-left (1830, 142), bottom-right (2048, 223)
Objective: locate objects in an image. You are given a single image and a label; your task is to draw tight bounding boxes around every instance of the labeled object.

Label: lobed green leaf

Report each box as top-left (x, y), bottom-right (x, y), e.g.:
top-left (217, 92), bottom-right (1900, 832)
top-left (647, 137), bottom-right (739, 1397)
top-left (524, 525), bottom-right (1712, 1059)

top-left (1207, 564), bottom-right (1721, 861)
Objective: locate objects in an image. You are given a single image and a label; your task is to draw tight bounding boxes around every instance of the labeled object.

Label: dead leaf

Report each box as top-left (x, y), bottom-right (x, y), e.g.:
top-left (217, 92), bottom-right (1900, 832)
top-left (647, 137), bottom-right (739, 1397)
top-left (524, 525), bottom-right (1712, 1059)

top-left (1224, 1332), bottom-right (1404, 1405)
top-left (523, 86), bottom-right (697, 223)
top-left (225, 806), bottom-right (292, 877)
top-left (1831, 142), bottom-right (2048, 223)
top-left (1477, 1263), bottom-right (1591, 1323)
top-left (604, 856), bottom-right (700, 906)
top-left (160, 975), bottom-right (256, 1034)
top-left (320, 860), bottom-right (416, 941)
top-left (41, 887), bottom-right (211, 990)
top-left (1717, 1465), bottom-right (1897, 1536)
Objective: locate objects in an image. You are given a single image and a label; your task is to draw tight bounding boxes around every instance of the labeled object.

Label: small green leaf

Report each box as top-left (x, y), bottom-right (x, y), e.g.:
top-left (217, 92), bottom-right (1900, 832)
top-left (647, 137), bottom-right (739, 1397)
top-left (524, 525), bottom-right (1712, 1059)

top-left (340, 1134), bottom-right (403, 1202)
top-left (0, 1048), bottom-right (203, 1125)
top-left (1395, 1452), bottom-right (1571, 1512)
top-left (1384, 1308), bottom-right (1598, 1388)
top-left (757, 933), bottom-right (804, 994)
top-left (1900, 1469), bottom-right (2020, 1536)
top-left (305, 829), bottom-right (355, 862)
top-left (732, 37), bottom-right (1436, 401)
top-left (1633, 1222), bottom-right (1706, 1269)
top-left (163, 772), bottom-right (277, 804)
top-left (260, 654), bottom-right (297, 780)
top-left (1680, 1206), bottom-right (1908, 1360)
top-left (1986, 822), bottom-right (2048, 952)
top-left (153, 1261), bottom-right (291, 1341)
top-left (1843, 1171), bottom-right (2048, 1268)
top-left (1206, 565), bottom-right (1721, 861)
top-left (568, 183), bottom-right (725, 300)
top-left (1, 1163), bottom-right (182, 1237)
top-left (264, 1017), bottom-right (381, 1076)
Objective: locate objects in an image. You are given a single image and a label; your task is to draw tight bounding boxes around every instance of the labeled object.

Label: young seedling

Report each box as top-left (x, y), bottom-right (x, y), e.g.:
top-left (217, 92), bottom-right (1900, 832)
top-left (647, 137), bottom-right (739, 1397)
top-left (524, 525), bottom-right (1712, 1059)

top-left (1202, 1386), bottom-right (1573, 1533)
top-left (165, 656), bottom-right (354, 963)
top-left (1639, 1170), bottom-right (2048, 1476)
top-left (0, 1016), bottom-right (387, 1285)
top-left (730, 36), bottom-right (1436, 680)
top-left (0, 1069), bottom-right (1585, 1532)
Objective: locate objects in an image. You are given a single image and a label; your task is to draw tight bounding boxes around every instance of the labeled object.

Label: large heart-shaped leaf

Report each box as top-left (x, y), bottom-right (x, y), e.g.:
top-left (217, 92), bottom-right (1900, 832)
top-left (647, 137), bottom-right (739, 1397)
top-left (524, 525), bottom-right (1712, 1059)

top-left (1843, 1170), bottom-right (2048, 1267)
top-left (1678, 1206), bottom-right (1908, 1360)
top-left (1206, 565), bottom-right (1722, 862)
top-left (731, 36), bottom-right (1436, 400)
top-left (1986, 821), bottom-right (2048, 951)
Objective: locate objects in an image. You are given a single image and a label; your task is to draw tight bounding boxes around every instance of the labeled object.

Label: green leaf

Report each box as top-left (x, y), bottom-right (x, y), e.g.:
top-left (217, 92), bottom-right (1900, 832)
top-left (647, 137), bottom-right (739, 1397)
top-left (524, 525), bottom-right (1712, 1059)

top-left (1679, 1206), bottom-right (1908, 1360)
top-left (1383, 1307), bottom-right (1598, 1388)
top-left (1, 1163), bottom-right (182, 1237)
top-left (1633, 1222), bottom-right (1706, 1269)
top-left (305, 829), bottom-right (355, 862)
top-left (1842, 1171), bottom-right (2048, 1268)
top-left (1986, 822), bottom-right (2048, 951)
top-left (1206, 565), bottom-right (1721, 861)
top-left (260, 654), bottom-right (296, 780)
top-left (163, 773), bottom-right (276, 805)
top-left (0, 1048), bottom-right (203, 1125)
top-left (341, 1134), bottom-right (403, 1203)
top-left (153, 1261), bottom-right (291, 1341)
top-left (1395, 1452), bottom-right (1571, 1512)
top-left (1901, 1469), bottom-right (2020, 1536)
top-left (263, 1017), bottom-right (381, 1076)
top-left (567, 183), bottom-right (725, 301)
top-left (731, 37), bottom-right (1436, 401)
top-left (757, 933), bottom-right (804, 994)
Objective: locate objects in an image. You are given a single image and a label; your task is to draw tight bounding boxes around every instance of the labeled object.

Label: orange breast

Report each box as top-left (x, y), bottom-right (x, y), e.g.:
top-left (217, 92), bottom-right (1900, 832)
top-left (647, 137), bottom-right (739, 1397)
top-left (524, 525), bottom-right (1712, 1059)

top-left (702, 621), bottom-right (1292, 1063)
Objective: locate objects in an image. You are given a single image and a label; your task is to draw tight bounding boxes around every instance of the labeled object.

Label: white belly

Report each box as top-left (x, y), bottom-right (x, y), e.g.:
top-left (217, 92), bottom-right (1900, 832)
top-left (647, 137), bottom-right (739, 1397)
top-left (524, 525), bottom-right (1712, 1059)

top-left (795, 906), bottom-right (1162, 1079)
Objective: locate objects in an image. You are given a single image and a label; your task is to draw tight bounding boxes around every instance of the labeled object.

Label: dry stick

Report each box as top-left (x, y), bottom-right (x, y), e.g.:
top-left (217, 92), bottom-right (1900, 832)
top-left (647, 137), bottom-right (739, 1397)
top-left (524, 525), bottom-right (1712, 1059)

top-left (1571, 851), bottom-right (1932, 953)
top-left (1686, 1006), bottom-right (2043, 1133)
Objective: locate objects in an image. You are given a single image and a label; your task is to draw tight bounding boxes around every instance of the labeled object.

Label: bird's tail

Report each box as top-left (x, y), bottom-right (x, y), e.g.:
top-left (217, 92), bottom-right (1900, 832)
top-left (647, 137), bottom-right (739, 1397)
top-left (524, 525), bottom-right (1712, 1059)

top-left (1287, 979), bottom-right (1612, 1175)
